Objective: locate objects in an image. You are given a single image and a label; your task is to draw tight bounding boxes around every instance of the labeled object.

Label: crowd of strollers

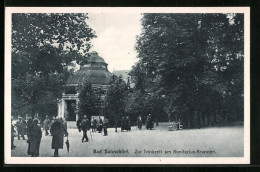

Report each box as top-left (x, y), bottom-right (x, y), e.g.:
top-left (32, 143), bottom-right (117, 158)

top-left (11, 114), bottom-right (154, 157)
top-left (11, 116), bottom-right (69, 157)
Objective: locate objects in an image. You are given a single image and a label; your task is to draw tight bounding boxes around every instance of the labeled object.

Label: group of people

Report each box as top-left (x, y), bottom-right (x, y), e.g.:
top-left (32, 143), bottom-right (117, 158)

top-left (11, 116), bottom-right (68, 157)
top-left (121, 114), bottom-right (154, 131)
top-left (12, 114), bottom-right (155, 157)
top-left (121, 116), bottom-right (131, 131)
top-left (76, 116), bottom-right (109, 142)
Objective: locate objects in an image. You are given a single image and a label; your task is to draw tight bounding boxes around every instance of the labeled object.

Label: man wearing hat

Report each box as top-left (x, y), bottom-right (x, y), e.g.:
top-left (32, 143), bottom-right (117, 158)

top-left (16, 117), bottom-right (26, 140)
top-left (81, 115), bottom-right (91, 142)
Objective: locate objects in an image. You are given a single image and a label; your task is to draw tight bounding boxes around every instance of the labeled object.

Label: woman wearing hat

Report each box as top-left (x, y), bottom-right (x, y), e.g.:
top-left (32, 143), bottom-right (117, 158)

top-left (27, 119), bottom-right (42, 157)
top-left (50, 117), bottom-right (68, 157)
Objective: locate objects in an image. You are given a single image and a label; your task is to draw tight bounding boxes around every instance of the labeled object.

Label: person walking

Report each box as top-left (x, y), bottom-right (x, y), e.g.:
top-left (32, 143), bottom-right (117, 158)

top-left (50, 117), bottom-right (68, 157)
top-left (126, 116), bottom-right (131, 131)
top-left (93, 118), bottom-right (97, 132)
top-left (121, 116), bottom-right (126, 132)
top-left (62, 118), bottom-right (67, 137)
top-left (97, 117), bottom-right (103, 133)
top-left (11, 123), bottom-right (16, 149)
top-left (137, 115), bottom-right (142, 130)
top-left (103, 117), bottom-right (109, 136)
top-left (16, 117), bottom-right (26, 140)
top-left (26, 118), bottom-right (33, 140)
top-left (43, 116), bottom-right (51, 136)
top-left (81, 115), bottom-right (91, 142)
top-left (76, 116), bottom-right (82, 132)
top-left (146, 114), bottom-right (153, 130)
top-left (27, 119), bottom-right (42, 157)
top-left (26, 117), bottom-right (33, 154)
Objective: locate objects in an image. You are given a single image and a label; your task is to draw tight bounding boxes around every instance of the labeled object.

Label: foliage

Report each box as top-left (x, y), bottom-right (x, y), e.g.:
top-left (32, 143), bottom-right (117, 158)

top-left (11, 13), bottom-right (96, 119)
top-left (78, 82), bottom-right (100, 118)
top-left (131, 13), bottom-right (244, 128)
top-left (105, 75), bottom-right (128, 127)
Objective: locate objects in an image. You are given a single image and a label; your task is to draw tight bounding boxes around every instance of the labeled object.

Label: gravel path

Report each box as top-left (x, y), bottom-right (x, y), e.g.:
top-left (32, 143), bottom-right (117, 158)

top-left (11, 123), bottom-right (244, 157)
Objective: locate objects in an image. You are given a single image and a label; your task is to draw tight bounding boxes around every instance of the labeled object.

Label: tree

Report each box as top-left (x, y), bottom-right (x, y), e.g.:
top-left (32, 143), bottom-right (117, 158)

top-left (132, 13), bottom-right (244, 128)
top-left (105, 75), bottom-right (128, 131)
top-left (78, 82), bottom-right (100, 118)
top-left (11, 13), bottom-right (96, 119)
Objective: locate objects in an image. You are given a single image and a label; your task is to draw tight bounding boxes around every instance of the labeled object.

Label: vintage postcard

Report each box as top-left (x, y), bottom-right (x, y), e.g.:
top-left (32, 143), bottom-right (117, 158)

top-left (5, 7), bottom-right (250, 164)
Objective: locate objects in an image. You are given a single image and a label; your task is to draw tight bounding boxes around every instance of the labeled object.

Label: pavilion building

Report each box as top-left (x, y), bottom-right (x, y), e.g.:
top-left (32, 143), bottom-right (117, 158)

top-left (57, 52), bottom-right (113, 122)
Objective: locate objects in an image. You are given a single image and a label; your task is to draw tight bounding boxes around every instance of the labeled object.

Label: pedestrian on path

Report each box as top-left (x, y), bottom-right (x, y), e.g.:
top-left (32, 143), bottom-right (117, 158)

top-left (81, 115), bottom-right (91, 142)
top-left (146, 114), bottom-right (153, 130)
top-left (11, 124), bottom-right (16, 149)
top-left (76, 116), bottom-right (82, 132)
top-left (97, 117), bottom-right (103, 133)
top-left (103, 117), bottom-right (108, 136)
top-left (16, 117), bottom-right (26, 140)
top-left (91, 117), bottom-right (97, 132)
top-left (62, 118), bottom-right (67, 137)
top-left (26, 117), bottom-right (33, 139)
top-left (137, 115), bottom-right (142, 130)
top-left (126, 116), bottom-right (131, 131)
top-left (50, 117), bottom-right (68, 157)
top-left (43, 116), bottom-right (51, 136)
top-left (27, 119), bottom-right (42, 157)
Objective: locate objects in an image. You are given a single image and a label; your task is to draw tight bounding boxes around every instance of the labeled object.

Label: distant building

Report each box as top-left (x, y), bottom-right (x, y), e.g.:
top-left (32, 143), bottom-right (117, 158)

top-left (112, 70), bottom-right (134, 88)
top-left (57, 52), bottom-right (113, 121)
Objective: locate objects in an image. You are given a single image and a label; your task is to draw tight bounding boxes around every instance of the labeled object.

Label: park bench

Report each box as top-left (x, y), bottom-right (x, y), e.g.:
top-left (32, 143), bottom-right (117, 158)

top-left (168, 122), bottom-right (183, 131)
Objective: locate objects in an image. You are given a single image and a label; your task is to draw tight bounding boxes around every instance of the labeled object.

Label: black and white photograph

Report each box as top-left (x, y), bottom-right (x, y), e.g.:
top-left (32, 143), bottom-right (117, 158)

top-left (4, 7), bottom-right (250, 164)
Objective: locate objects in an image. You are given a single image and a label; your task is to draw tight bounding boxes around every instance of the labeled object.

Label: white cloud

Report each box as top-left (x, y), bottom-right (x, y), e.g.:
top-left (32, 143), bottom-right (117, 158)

top-left (87, 13), bottom-right (142, 72)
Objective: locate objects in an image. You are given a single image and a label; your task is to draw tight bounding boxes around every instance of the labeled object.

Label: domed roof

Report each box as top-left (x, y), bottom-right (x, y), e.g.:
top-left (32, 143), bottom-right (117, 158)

top-left (66, 52), bottom-right (112, 86)
top-left (89, 51), bottom-right (106, 63)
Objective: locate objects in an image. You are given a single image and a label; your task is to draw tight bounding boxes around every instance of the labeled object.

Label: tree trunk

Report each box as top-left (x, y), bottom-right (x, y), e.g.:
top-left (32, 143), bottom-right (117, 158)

top-left (156, 114), bottom-right (158, 126)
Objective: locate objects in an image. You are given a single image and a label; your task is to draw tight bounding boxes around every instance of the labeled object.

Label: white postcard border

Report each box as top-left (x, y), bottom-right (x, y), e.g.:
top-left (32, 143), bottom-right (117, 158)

top-left (5, 7), bottom-right (250, 165)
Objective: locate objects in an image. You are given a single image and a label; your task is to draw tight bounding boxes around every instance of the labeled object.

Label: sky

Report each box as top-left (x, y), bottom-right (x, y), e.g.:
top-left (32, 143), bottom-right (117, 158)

top-left (86, 13), bottom-right (143, 72)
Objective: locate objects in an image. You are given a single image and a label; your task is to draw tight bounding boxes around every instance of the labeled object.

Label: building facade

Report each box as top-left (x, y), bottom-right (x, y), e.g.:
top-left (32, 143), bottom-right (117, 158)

top-left (57, 52), bottom-right (113, 121)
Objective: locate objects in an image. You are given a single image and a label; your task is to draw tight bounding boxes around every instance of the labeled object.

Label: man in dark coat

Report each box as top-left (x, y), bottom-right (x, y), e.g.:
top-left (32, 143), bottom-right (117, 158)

top-left (50, 117), bottom-right (68, 157)
top-left (103, 117), bottom-right (109, 136)
top-left (16, 117), bottom-right (26, 140)
top-left (137, 115), bottom-right (142, 130)
top-left (43, 116), bottom-right (51, 136)
top-left (121, 117), bottom-right (125, 131)
top-left (126, 116), bottom-right (131, 131)
top-left (76, 116), bottom-right (82, 132)
top-left (27, 119), bottom-right (42, 157)
top-left (93, 118), bottom-right (97, 132)
top-left (146, 114), bottom-right (153, 130)
top-left (97, 117), bottom-right (103, 133)
top-left (81, 115), bottom-right (91, 142)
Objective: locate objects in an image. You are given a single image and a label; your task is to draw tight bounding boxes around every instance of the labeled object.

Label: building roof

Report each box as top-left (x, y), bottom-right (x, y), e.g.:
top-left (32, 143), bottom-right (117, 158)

top-left (89, 51), bottom-right (106, 63)
top-left (66, 52), bottom-right (112, 86)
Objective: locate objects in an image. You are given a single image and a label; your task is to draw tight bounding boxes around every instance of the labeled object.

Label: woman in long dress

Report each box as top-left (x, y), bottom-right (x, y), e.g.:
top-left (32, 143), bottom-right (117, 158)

top-left (50, 117), bottom-right (68, 157)
top-left (27, 119), bottom-right (42, 157)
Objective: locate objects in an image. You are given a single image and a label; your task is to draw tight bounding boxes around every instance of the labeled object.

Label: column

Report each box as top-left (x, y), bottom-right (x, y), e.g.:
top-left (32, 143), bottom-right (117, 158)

top-left (75, 98), bottom-right (79, 121)
top-left (61, 98), bottom-right (65, 119)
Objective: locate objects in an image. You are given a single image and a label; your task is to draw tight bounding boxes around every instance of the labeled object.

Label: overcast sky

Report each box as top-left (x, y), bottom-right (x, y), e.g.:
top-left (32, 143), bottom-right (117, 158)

top-left (86, 13), bottom-right (142, 72)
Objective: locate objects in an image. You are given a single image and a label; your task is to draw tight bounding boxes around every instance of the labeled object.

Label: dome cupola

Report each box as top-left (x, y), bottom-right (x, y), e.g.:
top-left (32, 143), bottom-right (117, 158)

top-left (66, 52), bottom-right (112, 86)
